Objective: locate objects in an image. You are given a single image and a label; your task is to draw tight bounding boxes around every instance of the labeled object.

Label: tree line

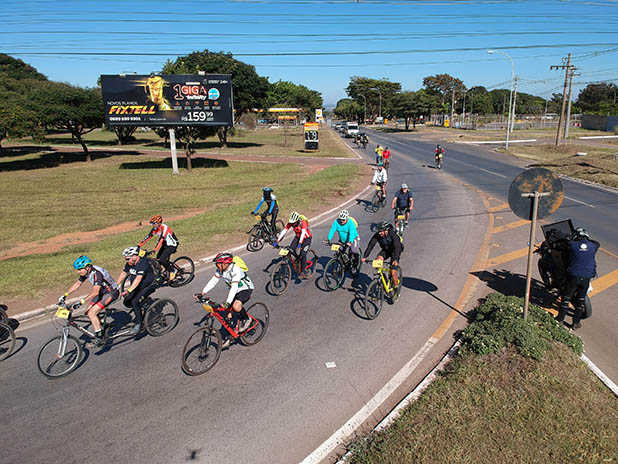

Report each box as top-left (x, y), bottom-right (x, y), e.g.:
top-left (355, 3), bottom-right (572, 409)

top-left (334, 74), bottom-right (618, 130)
top-left (0, 51), bottom-right (323, 162)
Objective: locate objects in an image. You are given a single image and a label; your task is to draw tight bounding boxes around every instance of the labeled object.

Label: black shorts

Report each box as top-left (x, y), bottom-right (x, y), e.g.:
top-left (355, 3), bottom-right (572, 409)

top-left (91, 288), bottom-right (120, 307)
top-left (234, 289), bottom-right (252, 305)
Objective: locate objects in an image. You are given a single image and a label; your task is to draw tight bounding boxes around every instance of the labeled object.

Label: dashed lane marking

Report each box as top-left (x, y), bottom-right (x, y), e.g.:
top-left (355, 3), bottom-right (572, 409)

top-left (565, 195), bottom-right (596, 208)
top-left (479, 168), bottom-right (508, 178)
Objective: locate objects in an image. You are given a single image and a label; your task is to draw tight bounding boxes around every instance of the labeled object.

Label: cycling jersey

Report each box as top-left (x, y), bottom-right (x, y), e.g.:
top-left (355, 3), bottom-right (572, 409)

top-left (375, 146), bottom-right (384, 156)
top-left (372, 169), bottom-right (388, 184)
top-left (394, 190), bottom-right (414, 209)
top-left (382, 149), bottom-right (391, 160)
top-left (140, 223), bottom-right (179, 248)
top-left (79, 265), bottom-right (119, 294)
top-left (435, 148), bottom-right (444, 157)
top-left (202, 262), bottom-right (255, 305)
top-left (364, 229), bottom-right (403, 262)
top-left (123, 257), bottom-right (156, 289)
top-left (253, 192), bottom-right (279, 215)
top-left (278, 218), bottom-right (312, 244)
top-left (327, 218), bottom-right (359, 244)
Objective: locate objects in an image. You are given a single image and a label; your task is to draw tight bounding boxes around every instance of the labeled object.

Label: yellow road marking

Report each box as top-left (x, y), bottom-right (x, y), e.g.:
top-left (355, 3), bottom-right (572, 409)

top-left (485, 247), bottom-right (529, 268)
top-left (589, 269), bottom-right (618, 297)
top-left (492, 219), bottom-right (529, 234)
top-left (489, 202), bottom-right (509, 212)
top-left (601, 247), bottom-right (618, 260)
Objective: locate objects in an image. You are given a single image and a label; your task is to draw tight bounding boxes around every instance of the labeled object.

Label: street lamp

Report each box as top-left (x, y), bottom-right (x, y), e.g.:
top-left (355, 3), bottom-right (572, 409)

top-left (359, 94), bottom-right (367, 124)
top-left (488, 49), bottom-right (514, 150)
top-left (369, 87), bottom-right (382, 122)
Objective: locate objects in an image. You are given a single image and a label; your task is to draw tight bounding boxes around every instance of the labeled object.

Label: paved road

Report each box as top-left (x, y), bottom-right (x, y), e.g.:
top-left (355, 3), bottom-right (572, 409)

top-left (2, 132), bottom-right (487, 464)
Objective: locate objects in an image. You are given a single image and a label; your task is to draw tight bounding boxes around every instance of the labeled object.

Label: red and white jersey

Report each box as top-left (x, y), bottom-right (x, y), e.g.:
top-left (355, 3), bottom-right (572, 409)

top-left (140, 223), bottom-right (179, 247)
top-left (277, 218), bottom-right (312, 244)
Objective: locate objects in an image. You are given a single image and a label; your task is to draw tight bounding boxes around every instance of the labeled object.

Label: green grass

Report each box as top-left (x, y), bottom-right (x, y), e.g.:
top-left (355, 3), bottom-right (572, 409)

top-left (346, 294), bottom-right (618, 464)
top-left (9, 125), bottom-right (353, 158)
top-left (0, 153), bottom-right (363, 300)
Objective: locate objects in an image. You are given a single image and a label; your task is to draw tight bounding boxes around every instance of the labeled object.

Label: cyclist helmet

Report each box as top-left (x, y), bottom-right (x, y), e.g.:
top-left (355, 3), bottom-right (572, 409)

top-left (263, 187), bottom-right (273, 193)
top-left (377, 162), bottom-right (384, 168)
top-left (437, 144), bottom-right (441, 148)
top-left (377, 220), bottom-right (391, 232)
top-left (573, 227), bottom-right (590, 240)
top-left (149, 214), bottom-right (163, 225)
top-left (338, 210), bottom-right (349, 221)
top-left (289, 211), bottom-right (301, 223)
top-left (213, 252), bottom-right (233, 265)
top-left (73, 255), bottom-right (92, 270)
top-left (122, 246), bottom-right (140, 258)
top-left (401, 183), bottom-right (408, 189)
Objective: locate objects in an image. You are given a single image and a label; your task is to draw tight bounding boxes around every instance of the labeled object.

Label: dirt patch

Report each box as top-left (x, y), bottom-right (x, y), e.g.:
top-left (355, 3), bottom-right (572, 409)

top-left (0, 208), bottom-right (207, 262)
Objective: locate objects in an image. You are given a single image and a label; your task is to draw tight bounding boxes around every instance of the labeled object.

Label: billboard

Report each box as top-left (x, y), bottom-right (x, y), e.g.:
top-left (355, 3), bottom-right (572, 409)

top-left (100, 74), bottom-right (233, 127)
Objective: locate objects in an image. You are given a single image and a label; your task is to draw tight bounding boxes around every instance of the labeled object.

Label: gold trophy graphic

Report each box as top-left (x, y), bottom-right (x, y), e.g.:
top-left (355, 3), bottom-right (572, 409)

top-left (144, 73), bottom-right (171, 110)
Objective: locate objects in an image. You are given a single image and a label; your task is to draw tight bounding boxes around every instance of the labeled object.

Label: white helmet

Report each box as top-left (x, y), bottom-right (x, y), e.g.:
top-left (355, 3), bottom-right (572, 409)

top-left (289, 211), bottom-right (301, 223)
top-left (339, 210), bottom-right (349, 221)
top-left (122, 246), bottom-right (140, 257)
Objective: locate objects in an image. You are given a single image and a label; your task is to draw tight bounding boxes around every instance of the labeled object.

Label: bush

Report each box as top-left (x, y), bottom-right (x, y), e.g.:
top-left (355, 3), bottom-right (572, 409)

top-left (460, 293), bottom-right (583, 360)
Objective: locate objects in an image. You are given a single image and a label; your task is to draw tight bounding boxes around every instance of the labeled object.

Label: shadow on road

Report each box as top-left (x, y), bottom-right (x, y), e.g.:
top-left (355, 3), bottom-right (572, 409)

top-left (119, 157), bottom-right (229, 170)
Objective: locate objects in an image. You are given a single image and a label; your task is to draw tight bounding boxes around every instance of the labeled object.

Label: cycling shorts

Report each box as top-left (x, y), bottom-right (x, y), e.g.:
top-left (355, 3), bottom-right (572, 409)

top-left (91, 288), bottom-right (120, 308)
top-left (234, 289), bottom-right (252, 305)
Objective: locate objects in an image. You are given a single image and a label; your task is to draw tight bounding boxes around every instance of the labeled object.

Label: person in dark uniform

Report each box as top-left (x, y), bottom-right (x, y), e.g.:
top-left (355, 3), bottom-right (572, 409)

top-left (556, 227), bottom-right (599, 330)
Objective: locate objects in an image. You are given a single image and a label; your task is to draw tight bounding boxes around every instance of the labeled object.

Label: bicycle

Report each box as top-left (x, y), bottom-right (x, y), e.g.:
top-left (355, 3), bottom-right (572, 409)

top-left (121, 249), bottom-right (195, 291)
top-left (370, 185), bottom-right (387, 212)
top-left (435, 155), bottom-right (443, 170)
top-left (363, 259), bottom-right (402, 319)
top-left (394, 208), bottom-right (406, 237)
top-left (0, 307), bottom-right (15, 362)
top-left (269, 245), bottom-right (317, 295)
top-left (247, 214), bottom-right (285, 252)
top-left (37, 295), bottom-right (179, 378)
top-left (323, 242), bottom-right (363, 291)
top-left (181, 296), bottom-right (269, 376)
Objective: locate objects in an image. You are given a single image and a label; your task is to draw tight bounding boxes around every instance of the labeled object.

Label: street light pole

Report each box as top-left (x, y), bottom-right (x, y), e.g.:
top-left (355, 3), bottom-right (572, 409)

top-left (488, 50), bottom-right (514, 150)
top-left (369, 87), bottom-right (382, 122)
top-left (359, 94), bottom-right (367, 124)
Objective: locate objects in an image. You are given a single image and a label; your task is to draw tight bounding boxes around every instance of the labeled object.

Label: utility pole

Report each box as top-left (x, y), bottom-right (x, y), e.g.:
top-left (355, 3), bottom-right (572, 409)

top-left (510, 76), bottom-right (518, 134)
top-left (550, 53), bottom-right (576, 146)
top-left (564, 68), bottom-right (580, 139)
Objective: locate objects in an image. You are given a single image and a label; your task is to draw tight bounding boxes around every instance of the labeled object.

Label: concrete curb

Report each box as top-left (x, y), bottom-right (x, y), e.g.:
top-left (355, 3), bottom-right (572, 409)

top-left (13, 183), bottom-right (373, 324)
top-left (580, 354), bottom-right (618, 398)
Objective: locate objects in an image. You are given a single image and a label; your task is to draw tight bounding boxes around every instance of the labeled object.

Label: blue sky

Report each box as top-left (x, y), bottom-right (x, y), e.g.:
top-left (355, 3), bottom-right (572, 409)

top-left (2, 0), bottom-right (618, 106)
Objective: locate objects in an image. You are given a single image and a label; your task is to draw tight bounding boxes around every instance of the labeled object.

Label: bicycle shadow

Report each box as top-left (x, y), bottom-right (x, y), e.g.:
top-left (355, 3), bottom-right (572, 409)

top-left (346, 273), bottom-right (374, 320)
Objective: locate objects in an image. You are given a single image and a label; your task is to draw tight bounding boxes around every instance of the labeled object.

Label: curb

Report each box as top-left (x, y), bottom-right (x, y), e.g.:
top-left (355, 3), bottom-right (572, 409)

top-left (13, 182), bottom-right (373, 325)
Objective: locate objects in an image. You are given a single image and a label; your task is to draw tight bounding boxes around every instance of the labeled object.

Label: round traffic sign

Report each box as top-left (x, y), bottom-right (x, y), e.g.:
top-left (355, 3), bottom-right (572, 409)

top-left (507, 168), bottom-right (564, 220)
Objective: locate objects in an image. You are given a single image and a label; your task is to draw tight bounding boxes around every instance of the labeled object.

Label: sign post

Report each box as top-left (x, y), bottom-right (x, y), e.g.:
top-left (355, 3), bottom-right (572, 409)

top-left (507, 168), bottom-right (564, 319)
top-left (169, 129), bottom-right (179, 175)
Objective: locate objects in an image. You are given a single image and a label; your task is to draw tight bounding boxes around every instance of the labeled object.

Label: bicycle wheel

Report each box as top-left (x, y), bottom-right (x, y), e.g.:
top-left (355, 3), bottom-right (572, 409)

top-left (145, 298), bottom-right (179, 336)
top-left (371, 193), bottom-right (380, 212)
top-left (274, 220), bottom-right (285, 237)
top-left (270, 261), bottom-right (291, 295)
top-left (247, 225), bottom-right (264, 252)
top-left (0, 307), bottom-right (8, 324)
top-left (169, 256), bottom-right (195, 287)
top-left (182, 327), bottom-right (222, 376)
top-left (239, 302), bottom-right (269, 346)
top-left (0, 323), bottom-right (16, 362)
top-left (305, 249), bottom-right (317, 278)
top-left (37, 334), bottom-right (82, 378)
top-left (324, 257), bottom-right (345, 291)
top-left (364, 279), bottom-right (384, 320)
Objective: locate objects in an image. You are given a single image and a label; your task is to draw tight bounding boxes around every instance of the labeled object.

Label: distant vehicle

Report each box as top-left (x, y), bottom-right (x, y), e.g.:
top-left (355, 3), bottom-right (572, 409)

top-left (334, 123), bottom-right (342, 131)
top-left (345, 121), bottom-right (359, 138)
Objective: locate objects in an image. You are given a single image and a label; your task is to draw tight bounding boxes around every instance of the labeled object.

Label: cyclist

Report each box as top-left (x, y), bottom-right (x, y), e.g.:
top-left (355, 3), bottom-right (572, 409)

top-left (391, 183), bottom-right (414, 228)
top-left (375, 144), bottom-right (384, 165)
top-left (435, 144), bottom-right (445, 166)
top-left (138, 215), bottom-right (179, 281)
top-left (60, 256), bottom-right (119, 345)
top-left (371, 164), bottom-right (388, 200)
top-left (325, 210), bottom-right (360, 266)
top-left (274, 211), bottom-right (313, 279)
top-left (362, 220), bottom-right (402, 288)
top-left (251, 187), bottom-right (279, 238)
top-left (117, 246), bottom-right (157, 336)
top-left (382, 146), bottom-right (391, 169)
top-left (197, 252), bottom-right (254, 348)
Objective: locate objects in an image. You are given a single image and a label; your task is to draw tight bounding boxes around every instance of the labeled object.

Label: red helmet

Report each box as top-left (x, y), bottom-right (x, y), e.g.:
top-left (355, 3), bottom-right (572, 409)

top-left (149, 214), bottom-right (162, 225)
top-left (213, 252), bottom-right (233, 265)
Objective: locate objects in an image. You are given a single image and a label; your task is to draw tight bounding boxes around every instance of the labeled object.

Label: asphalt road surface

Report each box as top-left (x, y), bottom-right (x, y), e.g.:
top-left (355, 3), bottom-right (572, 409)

top-left (2, 128), bottom-right (616, 464)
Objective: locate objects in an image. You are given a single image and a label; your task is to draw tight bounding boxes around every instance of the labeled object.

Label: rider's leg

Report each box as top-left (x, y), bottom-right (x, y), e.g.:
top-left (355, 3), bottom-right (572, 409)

top-left (557, 276), bottom-right (578, 322)
top-left (156, 245), bottom-right (177, 274)
top-left (270, 207), bottom-right (279, 236)
top-left (571, 277), bottom-right (590, 328)
top-left (405, 208), bottom-right (410, 224)
top-left (300, 237), bottom-right (312, 276)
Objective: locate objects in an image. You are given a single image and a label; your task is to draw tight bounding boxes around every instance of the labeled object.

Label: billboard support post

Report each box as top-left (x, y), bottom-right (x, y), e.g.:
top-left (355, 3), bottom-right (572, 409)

top-left (169, 129), bottom-right (179, 175)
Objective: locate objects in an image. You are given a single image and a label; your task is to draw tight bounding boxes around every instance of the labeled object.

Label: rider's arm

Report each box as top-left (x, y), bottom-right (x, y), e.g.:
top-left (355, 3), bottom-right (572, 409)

top-left (298, 221), bottom-right (310, 245)
top-left (117, 270), bottom-right (128, 287)
top-left (409, 196), bottom-right (414, 210)
top-left (327, 221), bottom-right (337, 242)
top-left (66, 279), bottom-right (83, 296)
top-left (276, 224), bottom-right (291, 242)
top-left (267, 195), bottom-right (277, 214)
top-left (224, 266), bottom-right (243, 305)
top-left (390, 229), bottom-right (402, 262)
top-left (253, 197), bottom-right (265, 214)
top-left (383, 170), bottom-right (388, 183)
top-left (138, 230), bottom-right (154, 247)
top-left (371, 170), bottom-right (377, 183)
top-left (201, 274), bottom-right (220, 294)
top-left (347, 222), bottom-right (359, 243)
top-left (364, 234), bottom-right (378, 258)
top-left (126, 274), bottom-right (143, 293)
top-left (391, 196), bottom-right (397, 209)
top-left (153, 236), bottom-right (164, 252)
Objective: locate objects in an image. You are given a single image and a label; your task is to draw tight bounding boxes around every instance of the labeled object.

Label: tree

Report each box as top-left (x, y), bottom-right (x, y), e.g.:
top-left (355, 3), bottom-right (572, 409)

top-left (112, 127), bottom-right (138, 145)
top-left (333, 98), bottom-right (362, 121)
top-left (0, 54), bottom-right (47, 81)
top-left (576, 83), bottom-right (618, 114)
top-left (267, 80), bottom-right (323, 121)
top-left (162, 50), bottom-right (270, 147)
top-left (546, 93), bottom-right (563, 114)
top-left (423, 74), bottom-right (466, 120)
top-left (461, 86), bottom-right (493, 115)
top-left (31, 82), bottom-right (104, 161)
top-left (0, 95), bottom-right (41, 149)
top-left (391, 90), bottom-right (436, 130)
top-left (345, 77), bottom-right (401, 121)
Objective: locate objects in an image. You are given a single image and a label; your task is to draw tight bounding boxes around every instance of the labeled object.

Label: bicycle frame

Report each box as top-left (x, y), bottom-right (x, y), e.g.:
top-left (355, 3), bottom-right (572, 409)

top-left (372, 260), bottom-right (394, 294)
top-left (199, 300), bottom-right (259, 339)
top-left (54, 304), bottom-right (139, 342)
top-left (278, 246), bottom-right (304, 273)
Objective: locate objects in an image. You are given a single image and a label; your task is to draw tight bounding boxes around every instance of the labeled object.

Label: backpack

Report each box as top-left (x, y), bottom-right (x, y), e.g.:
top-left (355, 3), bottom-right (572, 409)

top-left (232, 255), bottom-right (248, 272)
top-left (349, 217), bottom-right (358, 229)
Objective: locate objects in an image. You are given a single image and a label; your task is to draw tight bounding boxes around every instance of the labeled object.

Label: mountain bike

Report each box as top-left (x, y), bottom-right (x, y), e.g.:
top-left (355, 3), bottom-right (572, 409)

top-left (247, 214), bottom-right (284, 252)
top-left (269, 245), bottom-right (317, 295)
top-left (121, 249), bottom-right (195, 291)
top-left (363, 259), bottom-right (402, 319)
top-left (323, 242), bottom-right (363, 291)
top-left (37, 296), bottom-right (179, 378)
top-left (181, 296), bottom-right (269, 376)
top-left (0, 307), bottom-right (15, 362)
top-left (394, 208), bottom-right (407, 237)
top-left (435, 154), bottom-right (443, 170)
top-left (370, 185), bottom-right (387, 212)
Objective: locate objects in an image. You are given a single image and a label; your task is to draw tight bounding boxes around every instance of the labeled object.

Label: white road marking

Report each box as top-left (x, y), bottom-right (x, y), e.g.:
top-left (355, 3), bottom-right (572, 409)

top-left (565, 195), bottom-right (596, 208)
top-left (325, 362), bottom-right (337, 369)
top-left (479, 168), bottom-right (508, 178)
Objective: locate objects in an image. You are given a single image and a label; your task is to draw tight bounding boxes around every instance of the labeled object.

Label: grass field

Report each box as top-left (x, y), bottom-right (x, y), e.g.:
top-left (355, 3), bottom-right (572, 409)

top-left (9, 125), bottom-right (353, 158)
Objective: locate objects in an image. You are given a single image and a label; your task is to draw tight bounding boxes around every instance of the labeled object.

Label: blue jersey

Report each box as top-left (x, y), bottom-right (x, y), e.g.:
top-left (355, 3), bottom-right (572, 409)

top-left (253, 193), bottom-right (278, 215)
top-left (327, 219), bottom-right (359, 244)
top-left (567, 239), bottom-right (599, 278)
